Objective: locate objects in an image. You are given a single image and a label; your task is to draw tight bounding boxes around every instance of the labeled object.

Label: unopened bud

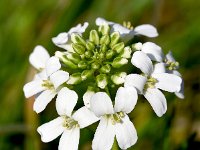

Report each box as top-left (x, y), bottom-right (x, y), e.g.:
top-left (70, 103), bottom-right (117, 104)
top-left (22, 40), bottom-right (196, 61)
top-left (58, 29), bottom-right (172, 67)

top-left (100, 64), bottom-right (111, 74)
top-left (71, 33), bottom-right (86, 46)
top-left (86, 41), bottom-right (95, 51)
top-left (112, 57), bottom-right (128, 68)
top-left (120, 46), bottom-right (132, 58)
top-left (132, 42), bottom-right (142, 50)
top-left (72, 43), bottom-right (85, 54)
top-left (106, 50), bottom-right (115, 59)
top-left (91, 62), bottom-right (100, 70)
top-left (78, 61), bottom-right (87, 69)
top-left (99, 24), bottom-right (110, 35)
top-left (100, 35), bottom-right (110, 45)
top-left (111, 72), bottom-right (127, 85)
top-left (96, 74), bottom-right (108, 89)
top-left (66, 53), bottom-right (81, 64)
top-left (89, 30), bottom-right (99, 45)
top-left (81, 70), bottom-right (94, 80)
top-left (85, 51), bottom-right (93, 58)
top-left (100, 44), bottom-right (107, 53)
top-left (110, 32), bottom-right (120, 47)
top-left (67, 73), bottom-right (82, 85)
top-left (112, 42), bottom-right (124, 53)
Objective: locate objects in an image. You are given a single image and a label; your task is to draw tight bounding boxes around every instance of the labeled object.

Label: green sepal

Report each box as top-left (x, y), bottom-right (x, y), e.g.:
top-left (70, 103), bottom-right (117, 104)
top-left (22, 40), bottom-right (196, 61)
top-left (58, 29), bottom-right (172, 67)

top-left (91, 62), bottom-right (100, 70)
top-left (81, 70), bottom-right (94, 80)
top-left (100, 34), bottom-right (110, 45)
top-left (110, 32), bottom-right (120, 47)
top-left (71, 33), bottom-right (86, 46)
top-left (100, 64), bottom-right (111, 74)
top-left (66, 53), bottom-right (81, 64)
top-left (112, 42), bottom-right (124, 53)
top-left (72, 43), bottom-right (85, 54)
top-left (111, 72), bottom-right (127, 85)
top-left (78, 61), bottom-right (87, 69)
top-left (112, 57), bottom-right (128, 68)
top-left (89, 30), bottom-right (99, 45)
top-left (98, 24), bottom-right (110, 35)
top-left (106, 50), bottom-right (115, 59)
top-left (67, 73), bottom-right (82, 85)
top-left (96, 74), bottom-right (108, 89)
top-left (86, 41), bottom-right (95, 51)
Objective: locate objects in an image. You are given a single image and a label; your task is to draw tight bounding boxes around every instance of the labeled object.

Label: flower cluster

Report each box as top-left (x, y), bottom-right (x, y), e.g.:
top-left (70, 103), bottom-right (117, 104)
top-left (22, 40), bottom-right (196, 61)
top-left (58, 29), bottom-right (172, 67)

top-left (23, 17), bottom-right (184, 150)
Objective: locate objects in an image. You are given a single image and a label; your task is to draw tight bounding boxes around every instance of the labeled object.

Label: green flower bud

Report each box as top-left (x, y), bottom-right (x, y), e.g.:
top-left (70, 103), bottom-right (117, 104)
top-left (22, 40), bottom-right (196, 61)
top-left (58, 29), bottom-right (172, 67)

top-left (100, 34), bottom-right (110, 45)
top-left (91, 62), bottom-right (100, 70)
top-left (110, 32), bottom-right (120, 47)
top-left (55, 51), bottom-right (77, 69)
top-left (72, 43), bottom-right (85, 54)
top-left (106, 50), bottom-right (115, 59)
top-left (66, 53), bottom-right (81, 64)
top-left (89, 30), bottom-right (99, 45)
top-left (111, 72), bottom-right (127, 85)
top-left (86, 41), bottom-right (95, 51)
top-left (81, 70), bottom-right (94, 80)
top-left (67, 73), bottom-right (82, 85)
top-left (100, 64), bottom-right (111, 74)
top-left (112, 57), bottom-right (128, 68)
top-left (78, 61), bottom-right (87, 69)
top-left (96, 74), bottom-right (108, 89)
top-left (71, 33), bottom-right (86, 46)
top-left (100, 44), bottom-right (107, 53)
top-left (112, 42), bottom-right (124, 53)
top-left (119, 46), bottom-right (132, 58)
top-left (98, 24), bottom-right (110, 35)
top-left (85, 51), bottom-right (93, 58)
top-left (132, 42), bottom-right (142, 51)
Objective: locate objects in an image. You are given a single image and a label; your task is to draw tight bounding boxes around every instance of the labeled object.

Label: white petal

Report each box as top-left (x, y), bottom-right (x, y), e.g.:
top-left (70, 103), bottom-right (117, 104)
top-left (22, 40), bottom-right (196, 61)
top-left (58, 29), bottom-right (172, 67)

top-left (92, 117), bottom-right (115, 150)
top-left (144, 88), bottom-right (167, 117)
top-left (124, 74), bottom-right (147, 94)
top-left (115, 115), bottom-right (138, 149)
top-left (175, 80), bottom-right (184, 99)
top-left (72, 106), bottom-right (99, 128)
top-left (46, 56), bottom-right (61, 77)
top-left (33, 90), bottom-right (56, 113)
top-left (83, 90), bottom-right (95, 108)
top-left (95, 17), bottom-right (113, 26)
top-left (112, 24), bottom-right (131, 34)
top-left (29, 45), bottom-right (50, 70)
top-left (152, 73), bottom-right (182, 92)
top-left (141, 42), bottom-right (164, 62)
top-left (153, 63), bottom-right (166, 74)
top-left (50, 70), bottom-right (69, 89)
top-left (90, 92), bottom-right (114, 117)
top-left (68, 22), bottom-right (89, 34)
top-left (56, 87), bottom-right (78, 116)
top-left (114, 87), bottom-right (138, 114)
top-left (134, 24), bottom-right (158, 37)
top-left (34, 69), bottom-right (48, 80)
top-left (37, 117), bottom-right (64, 143)
top-left (23, 80), bottom-right (45, 98)
top-left (59, 128), bottom-right (80, 150)
top-left (52, 32), bottom-right (69, 45)
top-left (131, 51), bottom-right (153, 75)
top-left (166, 51), bottom-right (175, 62)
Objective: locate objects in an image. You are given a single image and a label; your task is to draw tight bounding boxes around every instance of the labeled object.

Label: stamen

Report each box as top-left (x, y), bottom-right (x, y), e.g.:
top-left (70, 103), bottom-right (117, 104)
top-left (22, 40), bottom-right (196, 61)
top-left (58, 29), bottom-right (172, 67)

top-left (123, 21), bottom-right (134, 30)
top-left (62, 116), bottom-right (79, 129)
top-left (165, 60), bottom-right (179, 70)
top-left (144, 77), bottom-right (158, 90)
top-left (42, 80), bottom-right (54, 90)
top-left (106, 112), bottom-right (125, 125)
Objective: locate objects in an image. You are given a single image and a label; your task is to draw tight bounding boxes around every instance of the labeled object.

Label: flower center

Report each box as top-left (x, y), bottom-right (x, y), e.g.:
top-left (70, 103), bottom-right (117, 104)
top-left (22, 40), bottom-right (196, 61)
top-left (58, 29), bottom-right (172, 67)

top-left (42, 80), bottom-right (54, 90)
top-left (165, 60), bottom-right (179, 70)
top-left (144, 77), bottom-right (157, 90)
top-left (123, 21), bottom-right (134, 30)
top-left (62, 116), bottom-right (79, 129)
top-left (107, 112), bottom-right (125, 125)
top-left (58, 24), bottom-right (131, 89)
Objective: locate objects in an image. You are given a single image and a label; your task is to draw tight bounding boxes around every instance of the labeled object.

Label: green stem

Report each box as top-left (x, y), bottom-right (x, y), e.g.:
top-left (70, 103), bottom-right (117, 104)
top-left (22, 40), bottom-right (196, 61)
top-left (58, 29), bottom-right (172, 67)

top-left (105, 86), bottom-right (111, 97)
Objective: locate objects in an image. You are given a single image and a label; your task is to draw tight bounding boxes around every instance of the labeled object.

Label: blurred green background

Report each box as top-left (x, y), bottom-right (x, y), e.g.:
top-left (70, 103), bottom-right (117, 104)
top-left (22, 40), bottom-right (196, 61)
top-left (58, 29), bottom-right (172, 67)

top-left (0, 0), bottom-right (200, 149)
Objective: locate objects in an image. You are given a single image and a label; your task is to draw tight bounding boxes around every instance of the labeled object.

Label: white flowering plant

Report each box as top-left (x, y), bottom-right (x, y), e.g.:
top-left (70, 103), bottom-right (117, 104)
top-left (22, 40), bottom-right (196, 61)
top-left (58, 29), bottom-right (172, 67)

top-left (23, 17), bottom-right (184, 150)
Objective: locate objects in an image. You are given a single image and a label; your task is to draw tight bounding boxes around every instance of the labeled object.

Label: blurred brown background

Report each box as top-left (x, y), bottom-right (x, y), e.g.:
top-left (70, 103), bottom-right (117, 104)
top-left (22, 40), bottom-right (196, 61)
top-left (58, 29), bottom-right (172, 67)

top-left (0, 0), bottom-right (200, 149)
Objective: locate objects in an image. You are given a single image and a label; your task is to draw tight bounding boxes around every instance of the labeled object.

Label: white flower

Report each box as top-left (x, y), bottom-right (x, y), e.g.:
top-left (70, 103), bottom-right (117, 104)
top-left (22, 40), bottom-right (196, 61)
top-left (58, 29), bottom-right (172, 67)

top-left (133, 42), bottom-right (164, 62)
top-left (125, 51), bottom-right (182, 117)
top-left (96, 17), bottom-right (158, 42)
top-left (165, 51), bottom-right (184, 99)
top-left (23, 56), bottom-right (69, 113)
top-left (37, 87), bottom-right (99, 150)
top-left (90, 86), bottom-right (138, 150)
top-left (52, 22), bottom-right (89, 51)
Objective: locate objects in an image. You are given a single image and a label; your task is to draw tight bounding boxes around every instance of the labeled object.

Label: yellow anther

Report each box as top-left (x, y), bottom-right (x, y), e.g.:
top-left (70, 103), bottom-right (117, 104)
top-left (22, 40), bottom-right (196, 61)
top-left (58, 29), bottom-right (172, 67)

top-left (123, 21), bottom-right (134, 30)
